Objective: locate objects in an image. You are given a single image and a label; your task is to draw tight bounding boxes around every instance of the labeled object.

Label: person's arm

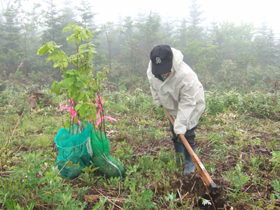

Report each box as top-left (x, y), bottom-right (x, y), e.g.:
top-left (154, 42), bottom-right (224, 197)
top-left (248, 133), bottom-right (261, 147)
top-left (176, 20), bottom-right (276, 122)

top-left (147, 61), bottom-right (162, 107)
top-left (174, 73), bottom-right (199, 134)
top-left (149, 85), bottom-right (162, 107)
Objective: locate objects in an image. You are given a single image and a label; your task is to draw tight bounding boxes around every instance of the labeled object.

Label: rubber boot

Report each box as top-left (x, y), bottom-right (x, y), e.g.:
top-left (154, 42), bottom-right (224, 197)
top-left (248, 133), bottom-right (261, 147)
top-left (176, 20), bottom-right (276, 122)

top-left (183, 145), bottom-right (196, 175)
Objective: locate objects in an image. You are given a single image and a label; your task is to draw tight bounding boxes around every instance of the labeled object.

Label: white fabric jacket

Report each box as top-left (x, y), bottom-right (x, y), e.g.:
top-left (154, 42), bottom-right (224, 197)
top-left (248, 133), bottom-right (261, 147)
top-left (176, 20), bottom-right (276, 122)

top-left (147, 47), bottom-right (205, 134)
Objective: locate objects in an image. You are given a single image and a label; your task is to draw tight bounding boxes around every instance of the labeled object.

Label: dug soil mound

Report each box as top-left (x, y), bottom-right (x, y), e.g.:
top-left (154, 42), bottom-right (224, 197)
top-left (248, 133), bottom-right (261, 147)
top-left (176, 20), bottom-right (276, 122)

top-left (171, 172), bottom-right (230, 209)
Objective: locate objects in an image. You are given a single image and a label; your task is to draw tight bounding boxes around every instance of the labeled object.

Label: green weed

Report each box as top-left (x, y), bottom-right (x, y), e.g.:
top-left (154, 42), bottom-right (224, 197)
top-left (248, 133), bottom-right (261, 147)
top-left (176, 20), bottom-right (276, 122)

top-left (1, 85), bottom-right (280, 209)
top-left (270, 151), bottom-right (280, 169)
top-left (222, 162), bottom-right (250, 193)
top-left (0, 151), bottom-right (86, 209)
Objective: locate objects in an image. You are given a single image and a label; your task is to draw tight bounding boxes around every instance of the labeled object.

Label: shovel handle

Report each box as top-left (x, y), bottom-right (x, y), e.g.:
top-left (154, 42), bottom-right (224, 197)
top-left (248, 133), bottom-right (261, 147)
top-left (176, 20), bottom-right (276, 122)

top-left (162, 106), bottom-right (217, 191)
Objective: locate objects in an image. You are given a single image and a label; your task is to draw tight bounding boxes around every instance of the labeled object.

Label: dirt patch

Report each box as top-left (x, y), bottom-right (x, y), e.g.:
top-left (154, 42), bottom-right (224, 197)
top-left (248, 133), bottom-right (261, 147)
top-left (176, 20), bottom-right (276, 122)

top-left (172, 173), bottom-right (228, 209)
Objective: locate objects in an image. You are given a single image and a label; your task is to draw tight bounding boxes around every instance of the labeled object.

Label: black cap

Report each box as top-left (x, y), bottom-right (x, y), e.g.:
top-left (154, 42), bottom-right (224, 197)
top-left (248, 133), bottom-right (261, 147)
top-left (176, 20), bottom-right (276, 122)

top-left (150, 45), bottom-right (173, 75)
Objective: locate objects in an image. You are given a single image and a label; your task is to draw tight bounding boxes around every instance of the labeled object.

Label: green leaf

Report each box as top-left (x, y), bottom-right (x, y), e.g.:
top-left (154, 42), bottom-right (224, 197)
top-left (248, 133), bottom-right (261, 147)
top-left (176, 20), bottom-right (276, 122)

top-left (90, 167), bottom-right (100, 173)
top-left (81, 166), bottom-right (100, 173)
top-left (60, 77), bottom-right (75, 88)
top-left (91, 203), bottom-right (101, 210)
top-left (64, 69), bottom-right (78, 76)
top-left (85, 94), bottom-right (90, 102)
top-left (78, 92), bottom-right (85, 101)
top-left (53, 62), bottom-right (60, 68)
top-left (89, 109), bottom-right (97, 121)
top-left (63, 121), bottom-right (70, 129)
top-left (67, 34), bottom-right (74, 44)
top-left (79, 43), bottom-right (88, 51)
top-left (87, 30), bottom-right (94, 38)
top-left (37, 44), bottom-right (49, 55)
top-left (201, 197), bottom-right (212, 206)
top-left (143, 189), bottom-right (153, 200)
top-left (70, 92), bottom-right (79, 102)
top-left (75, 104), bottom-right (82, 111)
top-left (51, 81), bottom-right (60, 95)
top-left (46, 42), bottom-right (54, 51)
top-left (79, 106), bottom-right (86, 117)
top-left (74, 36), bottom-right (80, 44)
top-left (88, 53), bottom-right (94, 59)
top-left (60, 60), bottom-right (69, 70)
top-left (62, 26), bottom-right (70, 32)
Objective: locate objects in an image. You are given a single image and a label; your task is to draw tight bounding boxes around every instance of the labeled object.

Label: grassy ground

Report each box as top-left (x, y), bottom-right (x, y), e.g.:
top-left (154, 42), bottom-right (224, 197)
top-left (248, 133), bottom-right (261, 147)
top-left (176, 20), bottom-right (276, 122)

top-left (0, 86), bottom-right (280, 210)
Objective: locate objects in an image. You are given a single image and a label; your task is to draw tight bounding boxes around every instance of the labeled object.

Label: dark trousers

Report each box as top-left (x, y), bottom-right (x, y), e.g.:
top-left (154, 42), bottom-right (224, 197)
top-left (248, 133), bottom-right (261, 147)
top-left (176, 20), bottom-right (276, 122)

top-left (169, 121), bottom-right (196, 164)
top-left (169, 121), bottom-right (196, 147)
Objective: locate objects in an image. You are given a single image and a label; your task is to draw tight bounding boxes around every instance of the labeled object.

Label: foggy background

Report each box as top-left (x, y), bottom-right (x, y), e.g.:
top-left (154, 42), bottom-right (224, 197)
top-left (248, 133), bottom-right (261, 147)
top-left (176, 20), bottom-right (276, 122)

top-left (88, 0), bottom-right (280, 35)
top-left (0, 0), bottom-right (279, 93)
top-left (18, 0), bottom-right (279, 35)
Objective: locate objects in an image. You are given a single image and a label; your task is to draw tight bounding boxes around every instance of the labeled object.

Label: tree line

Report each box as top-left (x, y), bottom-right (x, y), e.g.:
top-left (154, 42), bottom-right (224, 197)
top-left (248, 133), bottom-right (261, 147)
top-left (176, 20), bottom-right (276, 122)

top-left (0, 0), bottom-right (279, 92)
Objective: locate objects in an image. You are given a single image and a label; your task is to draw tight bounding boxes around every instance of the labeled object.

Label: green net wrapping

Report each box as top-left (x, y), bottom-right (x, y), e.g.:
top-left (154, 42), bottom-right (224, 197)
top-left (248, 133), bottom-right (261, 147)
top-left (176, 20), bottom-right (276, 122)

top-left (54, 121), bottom-right (92, 179)
top-left (90, 130), bottom-right (125, 178)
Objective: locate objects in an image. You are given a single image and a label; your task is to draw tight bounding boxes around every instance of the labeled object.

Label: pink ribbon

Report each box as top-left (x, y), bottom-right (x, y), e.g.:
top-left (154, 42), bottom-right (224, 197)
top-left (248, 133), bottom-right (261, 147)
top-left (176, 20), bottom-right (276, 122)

top-left (95, 95), bottom-right (104, 117)
top-left (96, 116), bottom-right (116, 127)
top-left (60, 96), bottom-right (116, 129)
top-left (60, 98), bottom-right (81, 132)
top-left (94, 95), bottom-right (116, 127)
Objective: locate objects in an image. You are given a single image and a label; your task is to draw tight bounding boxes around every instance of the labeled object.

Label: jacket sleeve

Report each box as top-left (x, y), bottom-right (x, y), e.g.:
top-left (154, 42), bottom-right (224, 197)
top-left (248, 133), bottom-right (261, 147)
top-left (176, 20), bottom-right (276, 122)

top-left (149, 85), bottom-right (162, 107)
top-left (173, 73), bottom-right (199, 134)
top-left (147, 62), bottom-right (162, 107)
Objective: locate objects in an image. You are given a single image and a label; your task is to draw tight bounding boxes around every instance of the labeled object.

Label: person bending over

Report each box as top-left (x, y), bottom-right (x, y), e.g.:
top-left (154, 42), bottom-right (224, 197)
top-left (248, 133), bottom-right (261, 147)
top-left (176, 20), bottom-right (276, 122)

top-left (147, 45), bottom-right (205, 175)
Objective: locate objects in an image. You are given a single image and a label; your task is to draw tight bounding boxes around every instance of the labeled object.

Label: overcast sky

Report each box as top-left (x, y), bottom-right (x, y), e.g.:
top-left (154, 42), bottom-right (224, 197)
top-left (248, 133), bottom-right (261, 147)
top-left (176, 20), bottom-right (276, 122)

top-left (89, 0), bottom-right (280, 35)
top-left (16, 0), bottom-right (279, 35)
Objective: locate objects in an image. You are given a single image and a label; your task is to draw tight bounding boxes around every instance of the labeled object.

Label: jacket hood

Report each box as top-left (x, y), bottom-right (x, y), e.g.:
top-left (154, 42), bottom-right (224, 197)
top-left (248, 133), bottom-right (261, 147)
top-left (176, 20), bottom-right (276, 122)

top-left (171, 48), bottom-right (184, 72)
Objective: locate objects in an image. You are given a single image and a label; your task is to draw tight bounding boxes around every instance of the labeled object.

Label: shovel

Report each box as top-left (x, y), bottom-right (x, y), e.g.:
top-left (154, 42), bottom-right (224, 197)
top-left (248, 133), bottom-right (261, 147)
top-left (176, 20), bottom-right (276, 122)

top-left (162, 106), bottom-right (218, 200)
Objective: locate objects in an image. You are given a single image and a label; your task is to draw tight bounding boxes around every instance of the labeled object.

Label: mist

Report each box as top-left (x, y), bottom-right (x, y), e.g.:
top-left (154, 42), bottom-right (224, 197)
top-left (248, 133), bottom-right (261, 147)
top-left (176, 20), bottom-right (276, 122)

top-left (0, 0), bottom-right (279, 93)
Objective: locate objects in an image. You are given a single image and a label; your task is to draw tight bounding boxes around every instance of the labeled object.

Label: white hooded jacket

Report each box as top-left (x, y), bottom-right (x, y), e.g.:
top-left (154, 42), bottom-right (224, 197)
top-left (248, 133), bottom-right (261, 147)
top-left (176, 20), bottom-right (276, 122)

top-left (147, 47), bottom-right (205, 134)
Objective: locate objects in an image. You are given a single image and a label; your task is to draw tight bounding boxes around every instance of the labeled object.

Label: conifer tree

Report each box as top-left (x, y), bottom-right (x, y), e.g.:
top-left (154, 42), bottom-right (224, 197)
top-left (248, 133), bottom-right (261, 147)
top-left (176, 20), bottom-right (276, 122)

top-left (76, 0), bottom-right (96, 30)
top-left (135, 11), bottom-right (163, 77)
top-left (20, 3), bottom-right (42, 76)
top-left (119, 16), bottom-right (136, 74)
top-left (253, 21), bottom-right (278, 66)
top-left (56, 1), bottom-right (77, 54)
top-left (0, 0), bottom-right (24, 77)
top-left (182, 0), bottom-right (206, 70)
top-left (40, 0), bottom-right (61, 44)
top-left (187, 0), bottom-right (205, 42)
top-left (177, 18), bottom-right (188, 49)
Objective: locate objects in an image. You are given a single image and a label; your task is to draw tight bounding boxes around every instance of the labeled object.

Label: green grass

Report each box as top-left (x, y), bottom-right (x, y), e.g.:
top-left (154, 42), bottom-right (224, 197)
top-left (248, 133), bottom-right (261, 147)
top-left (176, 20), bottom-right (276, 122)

top-left (0, 86), bottom-right (280, 209)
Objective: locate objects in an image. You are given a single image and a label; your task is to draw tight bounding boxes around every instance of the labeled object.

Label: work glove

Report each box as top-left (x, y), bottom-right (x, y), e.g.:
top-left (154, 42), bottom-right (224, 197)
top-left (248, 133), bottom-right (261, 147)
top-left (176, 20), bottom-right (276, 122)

top-left (172, 135), bottom-right (183, 144)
